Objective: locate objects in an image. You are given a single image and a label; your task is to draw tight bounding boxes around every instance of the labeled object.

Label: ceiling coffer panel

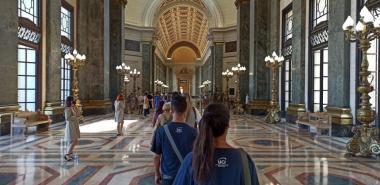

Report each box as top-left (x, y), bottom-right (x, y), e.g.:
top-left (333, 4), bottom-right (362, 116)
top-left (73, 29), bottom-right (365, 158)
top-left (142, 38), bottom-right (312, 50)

top-left (156, 0), bottom-right (209, 57)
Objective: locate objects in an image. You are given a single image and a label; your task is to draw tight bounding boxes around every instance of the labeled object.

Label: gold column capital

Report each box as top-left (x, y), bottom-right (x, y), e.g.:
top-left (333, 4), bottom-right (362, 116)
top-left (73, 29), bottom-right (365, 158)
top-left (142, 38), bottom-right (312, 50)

top-left (120, 0), bottom-right (128, 7)
top-left (235, 0), bottom-right (250, 8)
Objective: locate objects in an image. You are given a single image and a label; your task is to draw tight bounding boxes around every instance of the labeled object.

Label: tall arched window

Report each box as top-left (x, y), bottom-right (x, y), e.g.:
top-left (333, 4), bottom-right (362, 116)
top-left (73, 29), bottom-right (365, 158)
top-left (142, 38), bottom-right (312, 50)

top-left (18, 0), bottom-right (41, 111)
top-left (359, 0), bottom-right (380, 122)
top-left (281, 4), bottom-right (293, 115)
top-left (309, 0), bottom-right (329, 112)
top-left (60, 1), bottom-right (73, 104)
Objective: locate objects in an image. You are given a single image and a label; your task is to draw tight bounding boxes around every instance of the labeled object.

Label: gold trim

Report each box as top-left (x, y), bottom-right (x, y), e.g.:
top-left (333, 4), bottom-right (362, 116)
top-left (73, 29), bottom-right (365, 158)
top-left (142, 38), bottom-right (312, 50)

top-left (81, 100), bottom-right (112, 109)
top-left (44, 102), bottom-right (64, 116)
top-left (0, 105), bottom-right (20, 113)
top-left (326, 107), bottom-right (353, 125)
top-left (246, 100), bottom-right (270, 110)
top-left (287, 104), bottom-right (306, 116)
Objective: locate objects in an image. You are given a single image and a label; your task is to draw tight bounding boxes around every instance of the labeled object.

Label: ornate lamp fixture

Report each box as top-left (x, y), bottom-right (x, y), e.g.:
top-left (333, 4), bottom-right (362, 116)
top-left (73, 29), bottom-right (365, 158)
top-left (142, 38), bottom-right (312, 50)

top-left (264, 51), bottom-right (284, 124)
top-left (116, 63), bottom-right (130, 96)
top-left (64, 49), bottom-right (86, 109)
top-left (231, 63), bottom-right (246, 114)
top-left (129, 69), bottom-right (141, 93)
top-left (222, 69), bottom-right (234, 103)
top-left (342, 6), bottom-right (380, 157)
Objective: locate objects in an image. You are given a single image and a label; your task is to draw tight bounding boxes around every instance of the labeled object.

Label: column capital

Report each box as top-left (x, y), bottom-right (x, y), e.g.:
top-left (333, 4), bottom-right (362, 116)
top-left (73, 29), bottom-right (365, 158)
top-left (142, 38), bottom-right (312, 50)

top-left (119, 0), bottom-right (128, 7)
top-left (235, 0), bottom-right (250, 8)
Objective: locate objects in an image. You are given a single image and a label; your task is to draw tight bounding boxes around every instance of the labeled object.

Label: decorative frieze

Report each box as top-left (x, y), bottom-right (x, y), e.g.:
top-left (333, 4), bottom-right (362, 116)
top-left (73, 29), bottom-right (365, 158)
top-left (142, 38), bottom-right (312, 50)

top-left (18, 26), bottom-right (41, 44)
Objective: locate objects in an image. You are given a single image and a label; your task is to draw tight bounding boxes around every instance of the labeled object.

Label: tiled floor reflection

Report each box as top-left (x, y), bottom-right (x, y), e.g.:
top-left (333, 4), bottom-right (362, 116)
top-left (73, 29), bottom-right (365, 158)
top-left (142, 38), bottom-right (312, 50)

top-left (0, 114), bottom-right (379, 185)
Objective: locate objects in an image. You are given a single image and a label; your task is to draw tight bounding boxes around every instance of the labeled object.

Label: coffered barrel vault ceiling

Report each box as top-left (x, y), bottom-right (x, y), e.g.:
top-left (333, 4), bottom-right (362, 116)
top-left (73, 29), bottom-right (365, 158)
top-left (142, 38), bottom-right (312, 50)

top-left (125, 0), bottom-right (237, 62)
top-left (155, 2), bottom-right (209, 58)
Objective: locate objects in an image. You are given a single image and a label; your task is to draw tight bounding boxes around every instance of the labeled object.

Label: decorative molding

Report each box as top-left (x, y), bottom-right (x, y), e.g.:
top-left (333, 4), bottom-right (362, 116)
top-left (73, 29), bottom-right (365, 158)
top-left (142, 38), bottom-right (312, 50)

top-left (235, 0), bottom-right (250, 8)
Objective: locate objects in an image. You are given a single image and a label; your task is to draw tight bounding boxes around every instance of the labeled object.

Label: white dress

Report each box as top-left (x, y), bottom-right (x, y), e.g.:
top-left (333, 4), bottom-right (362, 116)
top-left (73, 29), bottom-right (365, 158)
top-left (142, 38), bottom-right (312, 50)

top-left (114, 100), bottom-right (125, 123)
top-left (64, 107), bottom-right (81, 143)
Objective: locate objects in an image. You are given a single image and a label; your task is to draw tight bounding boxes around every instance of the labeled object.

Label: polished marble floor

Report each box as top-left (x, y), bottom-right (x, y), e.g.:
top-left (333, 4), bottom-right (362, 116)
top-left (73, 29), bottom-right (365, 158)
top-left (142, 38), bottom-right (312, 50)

top-left (0, 113), bottom-right (380, 185)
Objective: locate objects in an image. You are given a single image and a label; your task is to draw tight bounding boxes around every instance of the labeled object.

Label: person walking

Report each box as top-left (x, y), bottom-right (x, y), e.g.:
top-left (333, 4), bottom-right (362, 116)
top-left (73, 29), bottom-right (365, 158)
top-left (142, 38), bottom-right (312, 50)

top-left (151, 95), bottom-right (197, 185)
top-left (63, 96), bottom-right (82, 161)
top-left (143, 93), bottom-right (150, 117)
top-left (114, 94), bottom-right (125, 136)
top-left (173, 103), bottom-right (260, 185)
top-left (154, 102), bottom-right (172, 129)
top-left (153, 100), bottom-right (165, 127)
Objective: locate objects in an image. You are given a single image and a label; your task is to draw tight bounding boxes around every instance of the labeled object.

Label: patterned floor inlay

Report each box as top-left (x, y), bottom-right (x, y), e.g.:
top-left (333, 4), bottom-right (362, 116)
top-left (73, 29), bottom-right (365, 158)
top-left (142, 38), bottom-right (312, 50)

top-left (0, 113), bottom-right (379, 185)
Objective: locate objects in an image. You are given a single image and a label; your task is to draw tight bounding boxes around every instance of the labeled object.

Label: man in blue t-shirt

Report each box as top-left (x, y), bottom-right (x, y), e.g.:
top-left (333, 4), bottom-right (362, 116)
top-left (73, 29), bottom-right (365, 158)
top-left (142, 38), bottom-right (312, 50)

top-left (151, 95), bottom-right (197, 185)
top-left (154, 92), bottom-right (161, 112)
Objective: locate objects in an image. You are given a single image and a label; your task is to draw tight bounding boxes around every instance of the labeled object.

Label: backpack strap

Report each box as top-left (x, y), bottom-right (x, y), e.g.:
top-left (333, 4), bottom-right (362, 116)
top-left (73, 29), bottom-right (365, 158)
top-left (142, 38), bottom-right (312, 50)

top-left (163, 125), bottom-right (183, 163)
top-left (239, 148), bottom-right (251, 185)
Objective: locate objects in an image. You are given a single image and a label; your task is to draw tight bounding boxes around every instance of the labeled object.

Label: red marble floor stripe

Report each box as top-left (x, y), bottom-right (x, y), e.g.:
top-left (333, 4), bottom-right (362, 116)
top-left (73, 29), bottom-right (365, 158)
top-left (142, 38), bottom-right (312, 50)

top-left (99, 165), bottom-right (153, 185)
top-left (38, 166), bottom-right (60, 185)
top-left (62, 166), bottom-right (103, 185)
top-left (295, 172), bottom-right (366, 185)
top-left (130, 172), bottom-right (155, 185)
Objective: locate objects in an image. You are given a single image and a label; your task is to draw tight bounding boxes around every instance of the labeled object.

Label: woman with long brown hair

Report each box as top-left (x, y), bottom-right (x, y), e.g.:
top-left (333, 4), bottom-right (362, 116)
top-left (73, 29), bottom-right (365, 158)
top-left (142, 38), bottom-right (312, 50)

top-left (114, 94), bottom-right (125, 136)
top-left (173, 103), bottom-right (260, 185)
top-left (64, 96), bottom-right (81, 161)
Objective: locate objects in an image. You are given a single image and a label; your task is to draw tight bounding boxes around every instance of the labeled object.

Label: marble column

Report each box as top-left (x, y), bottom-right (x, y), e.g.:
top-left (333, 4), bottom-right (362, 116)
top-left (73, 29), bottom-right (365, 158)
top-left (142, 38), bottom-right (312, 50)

top-left (141, 42), bottom-right (153, 93)
top-left (44, 0), bottom-right (63, 122)
top-left (214, 42), bottom-right (224, 93)
top-left (287, 0), bottom-right (307, 122)
top-left (326, 0), bottom-right (352, 136)
top-left (247, 0), bottom-right (270, 114)
top-left (269, 0), bottom-right (280, 52)
top-left (0, 0), bottom-right (18, 135)
top-left (109, 0), bottom-right (123, 99)
top-left (77, 0), bottom-right (112, 115)
top-left (237, 0), bottom-right (250, 101)
top-left (195, 66), bottom-right (201, 96)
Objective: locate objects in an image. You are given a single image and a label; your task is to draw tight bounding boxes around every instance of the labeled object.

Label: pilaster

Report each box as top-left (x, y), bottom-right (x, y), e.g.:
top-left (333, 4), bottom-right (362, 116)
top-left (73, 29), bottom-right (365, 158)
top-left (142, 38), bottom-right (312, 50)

top-left (326, 0), bottom-right (352, 136)
top-left (248, 0), bottom-right (271, 114)
top-left (237, 0), bottom-right (251, 101)
top-left (77, 0), bottom-right (112, 114)
top-left (287, 0), bottom-right (307, 122)
top-left (0, 0), bottom-right (18, 135)
top-left (44, 0), bottom-right (63, 122)
top-left (142, 42), bottom-right (153, 93)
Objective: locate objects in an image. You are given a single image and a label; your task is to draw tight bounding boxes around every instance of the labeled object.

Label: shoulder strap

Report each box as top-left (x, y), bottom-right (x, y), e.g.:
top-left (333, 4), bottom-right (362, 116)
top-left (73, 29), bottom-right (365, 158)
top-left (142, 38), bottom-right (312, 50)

top-left (163, 125), bottom-right (184, 163)
top-left (239, 148), bottom-right (251, 185)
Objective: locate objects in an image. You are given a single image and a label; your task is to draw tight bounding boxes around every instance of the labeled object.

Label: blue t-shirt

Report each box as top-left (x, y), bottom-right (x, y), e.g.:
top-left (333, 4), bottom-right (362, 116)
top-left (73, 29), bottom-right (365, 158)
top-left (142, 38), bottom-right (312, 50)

top-left (154, 96), bottom-right (161, 111)
top-left (173, 148), bottom-right (260, 185)
top-left (151, 122), bottom-right (197, 180)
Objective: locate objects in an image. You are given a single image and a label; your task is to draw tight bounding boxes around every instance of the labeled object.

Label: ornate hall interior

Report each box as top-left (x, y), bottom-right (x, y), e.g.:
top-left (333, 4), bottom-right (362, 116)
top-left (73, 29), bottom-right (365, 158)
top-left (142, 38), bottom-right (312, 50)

top-left (0, 0), bottom-right (380, 184)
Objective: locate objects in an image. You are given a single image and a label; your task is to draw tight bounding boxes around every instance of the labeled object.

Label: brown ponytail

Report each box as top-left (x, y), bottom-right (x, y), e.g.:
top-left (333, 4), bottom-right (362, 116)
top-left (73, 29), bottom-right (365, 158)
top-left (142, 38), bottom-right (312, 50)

top-left (192, 103), bottom-right (230, 183)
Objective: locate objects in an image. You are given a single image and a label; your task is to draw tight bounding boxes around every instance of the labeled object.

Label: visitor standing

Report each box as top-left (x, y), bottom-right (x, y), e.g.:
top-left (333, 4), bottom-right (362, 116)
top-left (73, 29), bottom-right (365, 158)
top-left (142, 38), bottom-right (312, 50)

top-left (151, 95), bottom-right (197, 185)
top-left (173, 103), bottom-right (260, 185)
top-left (63, 96), bottom-right (82, 161)
top-left (143, 93), bottom-right (150, 117)
top-left (148, 93), bottom-right (153, 112)
top-left (184, 94), bottom-right (201, 128)
top-left (114, 94), bottom-right (125, 136)
top-left (138, 93), bottom-right (144, 115)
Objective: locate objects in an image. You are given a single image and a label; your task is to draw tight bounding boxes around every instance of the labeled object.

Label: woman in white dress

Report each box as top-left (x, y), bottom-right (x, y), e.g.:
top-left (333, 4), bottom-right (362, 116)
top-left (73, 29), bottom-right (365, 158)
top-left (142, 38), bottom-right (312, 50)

top-left (115, 94), bottom-right (125, 136)
top-left (64, 96), bottom-right (81, 161)
top-left (184, 93), bottom-right (201, 128)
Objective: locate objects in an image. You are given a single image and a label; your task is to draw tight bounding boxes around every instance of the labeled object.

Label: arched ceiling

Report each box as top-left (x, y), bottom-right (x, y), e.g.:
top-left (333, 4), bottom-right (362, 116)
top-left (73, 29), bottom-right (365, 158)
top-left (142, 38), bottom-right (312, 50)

top-left (125, 0), bottom-right (237, 62)
top-left (172, 46), bottom-right (198, 64)
top-left (155, 2), bottom-right (209, 57)
top-left (125, 0), bottom-right (236, 28)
